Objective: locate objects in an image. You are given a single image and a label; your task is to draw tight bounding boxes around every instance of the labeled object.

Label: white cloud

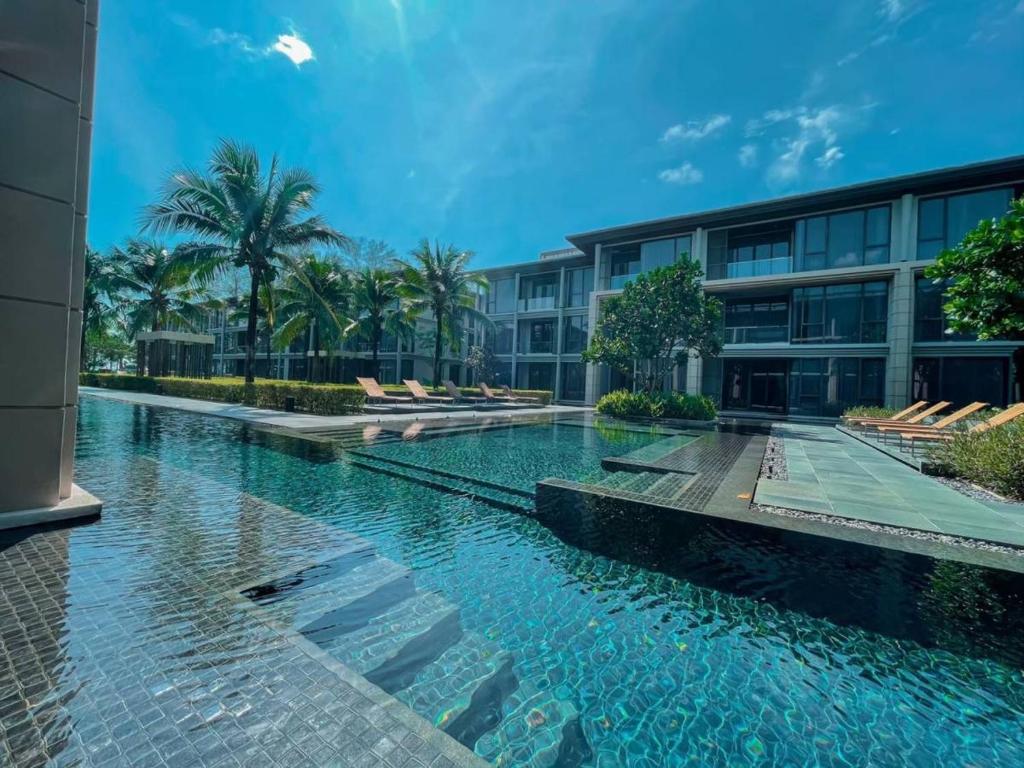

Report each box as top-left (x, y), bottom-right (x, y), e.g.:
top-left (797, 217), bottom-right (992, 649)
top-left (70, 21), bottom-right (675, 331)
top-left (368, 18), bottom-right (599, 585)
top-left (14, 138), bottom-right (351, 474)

top-left (658, 162), bottom-right (704, 185)
top-left (271, 33), bottom-right (314, 66)
top-left (661, 114), bottom-right (731, 142)
top-left (815, 146), bottom-right (845, 169)
top-left (737, 144), bottom-right (758, 168)
top-left (880, 0), bottom-right (906, 21)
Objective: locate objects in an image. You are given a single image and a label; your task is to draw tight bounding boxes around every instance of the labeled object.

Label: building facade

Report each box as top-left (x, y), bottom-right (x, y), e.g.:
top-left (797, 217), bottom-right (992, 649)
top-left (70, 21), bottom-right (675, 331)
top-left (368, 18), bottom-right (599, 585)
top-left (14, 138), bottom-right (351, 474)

top-left (477, 156), bottom-right (1023, 416)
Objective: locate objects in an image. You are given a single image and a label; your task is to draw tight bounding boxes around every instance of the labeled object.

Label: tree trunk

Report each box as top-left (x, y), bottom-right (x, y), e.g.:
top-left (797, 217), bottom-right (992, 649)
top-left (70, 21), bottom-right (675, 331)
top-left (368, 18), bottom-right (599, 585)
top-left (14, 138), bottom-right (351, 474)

top-left (244, 267), bottom-right (260, 384)
top-left (311, 318), bottom-right (321, 383)
top-left (371, 325), bottom-right (380, 381)
top-left (433, 316), bottom-right (443, 387)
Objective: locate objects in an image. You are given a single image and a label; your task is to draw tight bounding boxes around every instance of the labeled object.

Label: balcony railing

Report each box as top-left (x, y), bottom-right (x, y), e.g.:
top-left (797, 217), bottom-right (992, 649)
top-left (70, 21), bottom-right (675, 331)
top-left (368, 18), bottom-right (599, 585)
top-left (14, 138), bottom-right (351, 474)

top-left (724, 325), bottom-right (789, 344)
top-left (608, 273), bottom-right (638, 290)
top-left (517, 339), bottom-right (555, 354)
top-left (518, 296), bottom-right (557, 312)
top-left (725, 257), bottom-right (791, 279)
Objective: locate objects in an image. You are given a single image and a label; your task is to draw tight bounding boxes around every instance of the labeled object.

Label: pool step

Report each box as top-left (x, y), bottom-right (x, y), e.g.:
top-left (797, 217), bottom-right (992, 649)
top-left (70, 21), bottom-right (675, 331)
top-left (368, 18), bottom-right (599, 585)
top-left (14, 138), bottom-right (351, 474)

top-left (348, 454), bottom-right (533, 513)
top-left (594, 469), bottom-right (693, 502)
top-left (476, 682), bottom-right (585, 768)
top-left (257, 555), bottom-right (410, 630)
top-left (399, 631), bottom-right (513, 733)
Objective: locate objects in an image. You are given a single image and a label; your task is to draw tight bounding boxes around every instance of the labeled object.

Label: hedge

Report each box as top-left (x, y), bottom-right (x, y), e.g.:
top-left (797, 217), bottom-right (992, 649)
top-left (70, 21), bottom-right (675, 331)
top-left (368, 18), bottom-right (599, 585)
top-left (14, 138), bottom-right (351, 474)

top-left (80, 373), bottom-right (366, 415)
top-left (80, 373), bottom-right (553, 412)
top-left (928, 420), bottom-right (1024, 500)
top-left (595, 389), bottom-right (717, 421)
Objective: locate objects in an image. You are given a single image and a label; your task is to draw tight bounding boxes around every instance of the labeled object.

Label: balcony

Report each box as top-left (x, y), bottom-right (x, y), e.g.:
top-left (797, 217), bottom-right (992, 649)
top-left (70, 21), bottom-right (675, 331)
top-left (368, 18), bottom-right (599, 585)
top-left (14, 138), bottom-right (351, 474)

top-left (724, 256), bottom-right (791, 279)
top-left (518, 296), bottom-right (558, 312)
top-left (608, 273), bottom-right (638, 290)
top-left (724, 325), bottom-right (789, 344)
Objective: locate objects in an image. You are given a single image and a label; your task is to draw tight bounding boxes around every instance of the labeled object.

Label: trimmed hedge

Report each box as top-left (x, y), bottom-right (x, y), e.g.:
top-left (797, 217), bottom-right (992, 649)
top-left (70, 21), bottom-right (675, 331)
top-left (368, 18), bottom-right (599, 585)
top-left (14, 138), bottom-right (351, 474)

top-left (928, 420), bottom-right (1024, 500)
top-left (79, 373), bottom-right (554, 412)
top-left (595, 389), bottom-right (717, 421)
top-left (841, 405), bottom-right (897, 420)
top-left (80, 373), bottom-right (366, 415)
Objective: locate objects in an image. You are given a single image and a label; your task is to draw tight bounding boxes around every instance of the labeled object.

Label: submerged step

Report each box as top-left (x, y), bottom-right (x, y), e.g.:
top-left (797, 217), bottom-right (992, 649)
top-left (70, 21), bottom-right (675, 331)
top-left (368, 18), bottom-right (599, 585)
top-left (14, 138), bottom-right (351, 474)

top-left (400, 631), bottom-right (512, 732)
top-left (300, 571), bottom-right (416, 643)
top-left (241, 543), bottom-right (375, 606)
top-left (442, 655), bottom-right (520, 751)
top-left (364, 610), bottom-right (465, 693)
top-left (476, 683), bottom-right (584, 768)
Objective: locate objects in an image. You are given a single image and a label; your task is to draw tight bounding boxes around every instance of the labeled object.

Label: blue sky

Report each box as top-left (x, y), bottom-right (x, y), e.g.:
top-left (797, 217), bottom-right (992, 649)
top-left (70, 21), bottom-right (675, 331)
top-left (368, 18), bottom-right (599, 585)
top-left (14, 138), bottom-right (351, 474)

top-left (89, 0), bottom-right (1024, 268)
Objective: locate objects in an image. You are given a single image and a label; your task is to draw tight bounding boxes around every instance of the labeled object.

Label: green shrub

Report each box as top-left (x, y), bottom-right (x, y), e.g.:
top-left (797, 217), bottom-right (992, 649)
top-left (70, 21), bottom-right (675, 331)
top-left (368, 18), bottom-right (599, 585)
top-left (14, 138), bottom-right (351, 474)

top-left (595, 389), bottom-right (716, 421)
top-left (79, 373), bottom-right (365, 415)
top-left (842, 405), bottom-right (897, 420)
top-left (928, 421), bottom-right (1024, 500)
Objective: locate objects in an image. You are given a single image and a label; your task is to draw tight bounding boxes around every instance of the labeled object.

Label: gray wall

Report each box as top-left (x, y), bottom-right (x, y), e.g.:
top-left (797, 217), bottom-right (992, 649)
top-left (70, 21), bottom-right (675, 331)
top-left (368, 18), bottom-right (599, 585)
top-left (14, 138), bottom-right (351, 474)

top-left (0, 0), bottom-right (98, 512)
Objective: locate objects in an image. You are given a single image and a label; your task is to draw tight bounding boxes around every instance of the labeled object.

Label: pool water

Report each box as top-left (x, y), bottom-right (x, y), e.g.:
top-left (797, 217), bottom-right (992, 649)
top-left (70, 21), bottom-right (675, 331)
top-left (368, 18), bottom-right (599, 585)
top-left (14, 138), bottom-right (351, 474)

top-left (74, 398), bottom-right (1024, 767)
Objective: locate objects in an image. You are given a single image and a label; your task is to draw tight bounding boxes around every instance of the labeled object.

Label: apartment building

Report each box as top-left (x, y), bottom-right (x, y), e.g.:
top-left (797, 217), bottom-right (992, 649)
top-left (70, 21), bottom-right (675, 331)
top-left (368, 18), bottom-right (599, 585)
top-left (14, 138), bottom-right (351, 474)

top-left (475, 156), bottom-right (1023, 415)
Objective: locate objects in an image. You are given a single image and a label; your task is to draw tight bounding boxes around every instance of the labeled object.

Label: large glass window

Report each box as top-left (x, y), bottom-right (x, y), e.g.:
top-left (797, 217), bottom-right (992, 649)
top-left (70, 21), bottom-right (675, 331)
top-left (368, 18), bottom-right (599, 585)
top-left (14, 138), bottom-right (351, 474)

top-left (564, 266), bottom-right (594, 307)
top-left (917, 187), bottom-right (1013, 260)
top-left (486, 277), bottom-right (515, 314)
top-left (487, 320), bottom-right (514, 355)
top-left (711, 226), bottom-right (792, 279)
top-left (562, 315), bottom-right (589, 353)
top-left (518, 362), bottom-right (555, 392)
top-left (640, 235), bottom-right (692, 273)
top-left (724, 296), bottom-right (789, 344)
top-left (914, 276), bottom-right (975, 341)
top-left (560, 362), bottom-right (586, 401)
top-left (604, 242), bottom-right (641, 290)
top-left (791, 281), bottom-right (888, 344)
top-left (518, 319), bottom-right (555, 354)
top-left (912, 357), bottom-right (1008, 409)
top-left (519, 273), bottom-right (559, 311)
top-left (795, 205), bottom-right (891, 271)
top-left (492, 361), bottom-right (513, 387)
top-left (788, 357), bottom-right (886, 417)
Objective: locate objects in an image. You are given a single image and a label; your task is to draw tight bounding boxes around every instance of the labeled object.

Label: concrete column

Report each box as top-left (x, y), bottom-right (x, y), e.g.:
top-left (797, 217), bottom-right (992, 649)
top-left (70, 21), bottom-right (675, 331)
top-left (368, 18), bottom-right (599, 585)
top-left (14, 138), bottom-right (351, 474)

top-left (885, 264), bottom-right (915, 409)
top-left (685, 353), bottom-right (704, 396)
top-left (584, 245), bottom-right (602, 404)
top-left (0, 0), bottom-right (101, 527)
top-left (692, 226), bottom-right (707, 273)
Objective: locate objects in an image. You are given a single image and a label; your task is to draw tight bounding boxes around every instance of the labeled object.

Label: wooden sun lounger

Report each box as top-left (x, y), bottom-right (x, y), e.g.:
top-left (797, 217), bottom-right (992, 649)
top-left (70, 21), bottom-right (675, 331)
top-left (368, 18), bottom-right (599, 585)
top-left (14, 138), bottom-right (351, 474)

top-left (897, 402), bottom-right (1024, 454)
top-left (856, 401), bottom-right (951, 431)
top-left (875, 401), bottom-right (988, 439)
top-left (843, 401), bottom-right (926, 425)
top-left (501, 385), bottom-right (542, 404)
top-left (478, 383), bottom-right (512, 401)
top-left (356, 377), bottom-right (413, 404)
top-left (403, 379), bottom-right (454, 404)
top-left (444, 380), bottom-right (486, 403)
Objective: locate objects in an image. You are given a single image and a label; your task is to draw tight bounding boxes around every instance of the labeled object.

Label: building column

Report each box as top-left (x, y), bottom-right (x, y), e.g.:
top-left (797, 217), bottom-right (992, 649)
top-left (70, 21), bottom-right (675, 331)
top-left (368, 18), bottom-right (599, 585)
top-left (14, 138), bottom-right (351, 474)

top-left (685, 353), bottom-right (704, 397)
top-left (0, 0), bottom-right (101, 528)
top-left (886, 264), bottom-right (915, 409)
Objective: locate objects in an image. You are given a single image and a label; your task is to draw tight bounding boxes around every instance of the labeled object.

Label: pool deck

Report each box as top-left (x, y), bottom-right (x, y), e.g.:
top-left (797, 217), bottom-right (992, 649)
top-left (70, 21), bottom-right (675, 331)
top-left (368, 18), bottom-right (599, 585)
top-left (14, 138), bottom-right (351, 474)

top-left (0, 456), bottom-right (489, 768)
top-left (80, 387), bottom-right (588, 430)
top-left (756, 424), bottom-right (1024, 548)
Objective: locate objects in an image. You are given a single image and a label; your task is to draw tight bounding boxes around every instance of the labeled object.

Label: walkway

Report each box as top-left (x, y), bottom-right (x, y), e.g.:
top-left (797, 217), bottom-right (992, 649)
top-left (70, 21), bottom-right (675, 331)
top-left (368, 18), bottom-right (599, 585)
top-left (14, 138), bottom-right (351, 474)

top-left (755, 424), bottom-right (1024, 547)
top-left (81, 387), bottom-right (587, 430)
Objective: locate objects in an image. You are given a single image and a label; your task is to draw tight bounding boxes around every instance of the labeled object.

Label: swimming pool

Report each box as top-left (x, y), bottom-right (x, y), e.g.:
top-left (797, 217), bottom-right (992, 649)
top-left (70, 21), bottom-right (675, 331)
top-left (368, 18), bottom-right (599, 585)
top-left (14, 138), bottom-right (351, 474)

top-left (72, 397), bottom-right (1024, 767)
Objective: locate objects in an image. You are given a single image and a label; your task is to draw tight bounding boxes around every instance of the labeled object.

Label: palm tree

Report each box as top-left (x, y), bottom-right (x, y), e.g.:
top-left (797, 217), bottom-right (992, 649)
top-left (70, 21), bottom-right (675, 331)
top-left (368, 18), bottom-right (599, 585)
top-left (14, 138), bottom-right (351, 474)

top-left (347, 268), bottom-right (413, 381)
top-left (81, 246), bottom-right (119, 370)
top-left (109, 239), bottom-right (210, 335)
top-left (272, 256), bottom-right (350, 382)
top-left (399, 240), bottom-right (489, 386)
top-left (231, 281), bottom-right (277, 377)
top-left (144, 139), bottom-right (347, 383)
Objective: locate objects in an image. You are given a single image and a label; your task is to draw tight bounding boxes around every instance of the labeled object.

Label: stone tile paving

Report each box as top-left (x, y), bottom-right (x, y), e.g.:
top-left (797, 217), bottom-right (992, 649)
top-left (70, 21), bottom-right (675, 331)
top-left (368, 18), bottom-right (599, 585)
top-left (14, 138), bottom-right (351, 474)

top-left (0, 453), bottom-right (487, 768)
top-left (755, 424), bottom-right (1024, 547)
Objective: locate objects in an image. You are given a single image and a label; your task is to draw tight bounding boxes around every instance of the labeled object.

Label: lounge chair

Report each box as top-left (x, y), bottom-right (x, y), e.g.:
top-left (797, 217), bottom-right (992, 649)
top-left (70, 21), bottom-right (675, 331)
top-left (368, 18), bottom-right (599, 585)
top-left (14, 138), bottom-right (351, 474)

top-left (479, 382), bottom-right (512, 402)
top-left (855, 401), bottom-right (951, 431)
top-left (501, 385), bottom-right (542, 404)
top-left (403, 379), bottom-right (454, 404)
top-left (897, 402), bottom-right (1024, 454)
top-left (356, 377), bottom-right (413, 404)
top-left (843, 401), bottom-right (926, 426)
top-left (444, 380), bottom-right (486, 404)
top-left (874, 401), bottom-right (988, 441)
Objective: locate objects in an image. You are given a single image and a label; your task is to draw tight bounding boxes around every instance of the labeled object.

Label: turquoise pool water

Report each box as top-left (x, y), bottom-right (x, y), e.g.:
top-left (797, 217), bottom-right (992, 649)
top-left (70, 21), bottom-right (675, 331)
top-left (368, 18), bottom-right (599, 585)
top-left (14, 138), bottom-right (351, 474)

top-left (74, 397), bottom-right (1024, 767)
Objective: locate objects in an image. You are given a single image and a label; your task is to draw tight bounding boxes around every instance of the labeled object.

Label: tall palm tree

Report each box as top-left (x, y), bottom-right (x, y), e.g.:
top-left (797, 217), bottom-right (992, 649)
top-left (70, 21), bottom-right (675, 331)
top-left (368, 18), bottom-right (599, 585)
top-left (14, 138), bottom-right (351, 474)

top-left (144, 139), bottom-right (347, 383)
top-left (231, 281), bottom-right (277, 376)
top-left (399, 240), bottom-right (489, 386)
top-left (109, 240), bottom-right (209, 335)
top-left (347, 268), bottom-right (413, 381)
top-left (81, 246), bottom-right (119, 369)
top-left (272, 256), bottom-right (350, 382)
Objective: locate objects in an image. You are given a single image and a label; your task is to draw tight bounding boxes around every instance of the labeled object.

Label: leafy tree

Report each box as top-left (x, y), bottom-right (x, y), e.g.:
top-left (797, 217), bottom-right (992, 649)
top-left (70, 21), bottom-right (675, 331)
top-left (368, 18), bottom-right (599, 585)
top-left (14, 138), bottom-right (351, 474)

top-left (109, 240), bottom-right (210, 335)
top-left (347, 268), bottom-right (413, 381)
top-left (338, 237), bottom-right (398, 271)
top-left (85, 326), bottom-right (133, 371)
top-left (144, 139), bottom-right (347, 383)
top-left (582, 257), bottom-right (722, 393)
top-left (464, 345), bottom-right (497, 385)
top-left (81, 246), bottom-right (120, 369)
top-left (272, 255), bottom-right (350, 382)
top-left (925, 197), bottom-right (1024, 401)
top-left (399, 240), bottom-right (489, 386)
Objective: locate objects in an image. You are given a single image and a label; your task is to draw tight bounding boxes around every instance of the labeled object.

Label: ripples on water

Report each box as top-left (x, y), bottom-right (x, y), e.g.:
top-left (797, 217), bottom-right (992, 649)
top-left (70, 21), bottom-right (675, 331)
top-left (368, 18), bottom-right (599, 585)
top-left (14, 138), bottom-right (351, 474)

top-left (71, 397), bottom-right (1024, 768)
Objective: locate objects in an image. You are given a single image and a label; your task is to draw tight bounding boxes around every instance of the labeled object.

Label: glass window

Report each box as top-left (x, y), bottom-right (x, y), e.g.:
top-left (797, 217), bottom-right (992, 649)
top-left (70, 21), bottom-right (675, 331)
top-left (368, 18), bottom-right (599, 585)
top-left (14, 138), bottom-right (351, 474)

top-left (827, 212), bottom-right (865, 269)
top-left (788, 357), bottom-right (886, 417)
top-left (725, 227), bottom-right (792, 278)
top-left (796, 206), bottom-right (891, 270)
top-left (560, 362), bottom-right (586, 401)
top-left (565, 267), bottom-right (594, 307)
top-left (518, 362), bottom-right (555, 391)
top-left (724, 296), bottom-right (788, 344)
top-left (487, 320), bottom-right (514, 354)
top-left (486, 277), bottom-right (515, 314)
top-left (913, 276), bottom-right (975, 342)
top-left (861, 281), bottom-right (888, 343)
top-left (792, 281), bottom-right (888, 344)
top-left (917, 187), bottom-right (1013, 259)
top-left (518, 319), bottom-right (555, 354)
top-left (562, 315), bottom-right (589, 353)
top-left (913, 357), bottom-right (1008, 409)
